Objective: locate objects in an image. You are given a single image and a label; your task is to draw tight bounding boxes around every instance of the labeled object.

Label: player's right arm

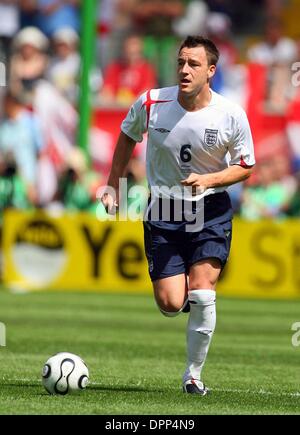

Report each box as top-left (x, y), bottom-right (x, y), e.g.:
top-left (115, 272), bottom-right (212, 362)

top-left (101, 132), bottom-right (137, 213)
top-left (101, 91), bottom-right (147, 213)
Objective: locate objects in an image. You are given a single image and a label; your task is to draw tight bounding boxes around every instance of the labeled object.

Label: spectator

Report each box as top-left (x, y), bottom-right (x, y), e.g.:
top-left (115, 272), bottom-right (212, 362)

top-left (0, 0), bottom-right (19, 61)
top-left (206, 0), bottom-right (265, 35)
top-left (205, 0), bottom-right (234, 17)
top-left (240, 155), bottom-right (296, 220)
top-left (287, 92), bottom-right (300, 172)
top-left (9, 27), bottom-right (49, 105)
top-left (35, 0), bottom-right (80, 37)
top-left (247, 17), bottom-right (297, 66)
top-left (272, 153), bottom-right (297, 201)
top-left (247, 17), bottom-right (298, 113)
top-left (47, 27), bottom-right (80, 104)
top-left (206, 12), bottom-right (238, 72)
top-left (130, 0), bottom-right (184, 86)
top-left (19, 0), bottom-right (39, 28)
top-left (0, 92), bottom-right (44, 206)
top-left (131, 0), bottom-right (184, 37)
top-left (99, 34), bottom-right (157, 107)
top-left (206, 12), bottom-right (247, 105)
top-left (54, 147), bottom-right (103, 212)
top-left (32, 79), bottom-right (78, 205)
top-left (96, 0), bottom-right (120, 69)
top-left (172, 0), bottom-right (208, 37)
top-left (286, 171), bottom-right (300, 217)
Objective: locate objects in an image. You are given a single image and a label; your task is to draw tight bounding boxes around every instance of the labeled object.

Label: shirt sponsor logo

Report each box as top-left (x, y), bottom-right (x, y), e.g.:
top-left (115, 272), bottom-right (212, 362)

top-left (204, 129), bottom-right (218, 146)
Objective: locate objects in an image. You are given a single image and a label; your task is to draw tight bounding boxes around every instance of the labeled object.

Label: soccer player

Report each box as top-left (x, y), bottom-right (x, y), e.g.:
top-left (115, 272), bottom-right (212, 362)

top-left (101, 35), bottom-right (255, 395)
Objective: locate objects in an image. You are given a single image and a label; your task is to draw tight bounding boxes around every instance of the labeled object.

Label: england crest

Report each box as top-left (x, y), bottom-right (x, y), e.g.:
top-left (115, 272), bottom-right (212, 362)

top-left (204, 129), bottom-right (218, 146)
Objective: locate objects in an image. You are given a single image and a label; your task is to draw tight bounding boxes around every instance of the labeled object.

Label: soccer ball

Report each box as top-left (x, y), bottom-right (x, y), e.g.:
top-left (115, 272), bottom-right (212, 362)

top-left (42, 352), bottom-right (89, 395)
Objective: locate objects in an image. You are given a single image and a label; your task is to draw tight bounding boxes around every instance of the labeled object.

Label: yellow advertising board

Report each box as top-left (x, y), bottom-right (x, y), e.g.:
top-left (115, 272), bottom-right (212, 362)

top-left (218, 218), bottom-right (300, 299)
top-left (3, 209), bottom-right (300, 299)
top-left (3, 209), bottom-right (149, 293)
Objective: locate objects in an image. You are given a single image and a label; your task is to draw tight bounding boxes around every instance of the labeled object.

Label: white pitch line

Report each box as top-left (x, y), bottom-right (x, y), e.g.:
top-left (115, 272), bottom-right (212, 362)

top-left (3, 378), bottom-right (300, 398)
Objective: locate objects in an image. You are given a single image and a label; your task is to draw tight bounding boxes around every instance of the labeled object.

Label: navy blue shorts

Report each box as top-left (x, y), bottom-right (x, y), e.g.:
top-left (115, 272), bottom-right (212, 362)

top-left (143, 220), bottom-right (232, 281)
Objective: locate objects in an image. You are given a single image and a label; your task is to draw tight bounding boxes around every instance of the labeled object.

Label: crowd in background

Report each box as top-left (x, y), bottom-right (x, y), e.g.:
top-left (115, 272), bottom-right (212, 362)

top-left (0, 0), bottom-right (300, 219)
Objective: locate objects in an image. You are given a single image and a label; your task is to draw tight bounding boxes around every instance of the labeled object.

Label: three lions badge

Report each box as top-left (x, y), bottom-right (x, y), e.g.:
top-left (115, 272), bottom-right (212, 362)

top-left (204, 129), bottom-right (218, 146)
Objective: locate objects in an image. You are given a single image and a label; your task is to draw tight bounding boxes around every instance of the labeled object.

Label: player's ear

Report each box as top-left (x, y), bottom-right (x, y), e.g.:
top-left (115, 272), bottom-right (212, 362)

top-left (207, 64), bottom-right (216, 80)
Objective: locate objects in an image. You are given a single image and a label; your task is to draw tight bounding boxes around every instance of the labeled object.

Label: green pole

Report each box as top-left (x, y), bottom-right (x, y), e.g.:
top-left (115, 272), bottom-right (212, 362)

top-left (78, 0), bottom-right (98, 166)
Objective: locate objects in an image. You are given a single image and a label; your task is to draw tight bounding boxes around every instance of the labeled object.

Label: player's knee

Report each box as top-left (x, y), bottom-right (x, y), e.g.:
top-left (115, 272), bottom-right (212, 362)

top-left (189, 273), bottom-right (219, 290)
top-left (159, 306), bottom-right (181, 317)
top-left (158, 301), bottom-right (183, 317)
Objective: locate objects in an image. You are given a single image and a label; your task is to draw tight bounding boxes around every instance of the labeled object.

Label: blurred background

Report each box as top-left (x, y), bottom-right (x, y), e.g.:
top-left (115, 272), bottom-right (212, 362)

top-left (0, 0), bottom-right (300, 297)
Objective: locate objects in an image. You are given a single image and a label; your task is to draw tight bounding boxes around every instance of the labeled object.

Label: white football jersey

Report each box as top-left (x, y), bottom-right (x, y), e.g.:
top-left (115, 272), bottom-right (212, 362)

top-left (121, 85), bottom-right (255, 200)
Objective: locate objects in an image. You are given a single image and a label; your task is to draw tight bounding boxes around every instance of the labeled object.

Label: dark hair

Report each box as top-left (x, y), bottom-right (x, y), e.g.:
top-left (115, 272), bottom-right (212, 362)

top-left (179, 35), bottom-right (220, 66)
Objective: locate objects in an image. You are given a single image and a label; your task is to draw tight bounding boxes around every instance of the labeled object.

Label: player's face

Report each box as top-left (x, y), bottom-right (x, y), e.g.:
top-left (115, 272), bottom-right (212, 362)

top-left (177, 46), bottom-right (216, 95)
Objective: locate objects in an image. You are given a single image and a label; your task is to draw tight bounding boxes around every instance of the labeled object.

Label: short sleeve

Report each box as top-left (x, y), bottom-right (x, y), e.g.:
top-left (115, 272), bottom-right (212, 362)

top-left (228, 109), bottom-right (256, 167)
top-left (121, 92), bottom-right (147, 143)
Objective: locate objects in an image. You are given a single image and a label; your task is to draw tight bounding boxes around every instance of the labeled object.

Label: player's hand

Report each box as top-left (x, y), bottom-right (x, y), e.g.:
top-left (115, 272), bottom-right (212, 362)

top-left (181, 173), bottom-right (207, 195)
top-left (101, 192), bottom-right (118, 215)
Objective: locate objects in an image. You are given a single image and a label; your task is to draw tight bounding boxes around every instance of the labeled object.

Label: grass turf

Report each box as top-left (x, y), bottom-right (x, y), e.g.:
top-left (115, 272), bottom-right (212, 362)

top-left (0, 290), bottom-right (300, 415)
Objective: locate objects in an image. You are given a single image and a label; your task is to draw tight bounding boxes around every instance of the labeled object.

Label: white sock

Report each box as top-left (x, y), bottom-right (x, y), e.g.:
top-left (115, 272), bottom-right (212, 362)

top-left (183, 289), bottom-right (216, 383)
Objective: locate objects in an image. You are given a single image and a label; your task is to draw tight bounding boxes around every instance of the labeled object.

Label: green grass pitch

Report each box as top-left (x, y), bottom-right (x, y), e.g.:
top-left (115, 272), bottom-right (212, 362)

top-left (0, 290), bottom-right (300, 415)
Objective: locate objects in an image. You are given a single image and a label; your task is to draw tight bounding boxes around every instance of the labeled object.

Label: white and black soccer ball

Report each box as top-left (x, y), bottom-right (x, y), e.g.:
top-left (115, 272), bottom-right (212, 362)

top-left (42, 352), bottom-right (89, 395)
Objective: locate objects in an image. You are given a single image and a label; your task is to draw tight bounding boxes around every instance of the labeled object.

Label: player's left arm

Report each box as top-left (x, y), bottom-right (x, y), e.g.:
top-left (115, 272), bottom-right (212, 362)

top-left (182, 109), bottom-right (255, 192)
top-left (181, 164), bottom-right (253, 192)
